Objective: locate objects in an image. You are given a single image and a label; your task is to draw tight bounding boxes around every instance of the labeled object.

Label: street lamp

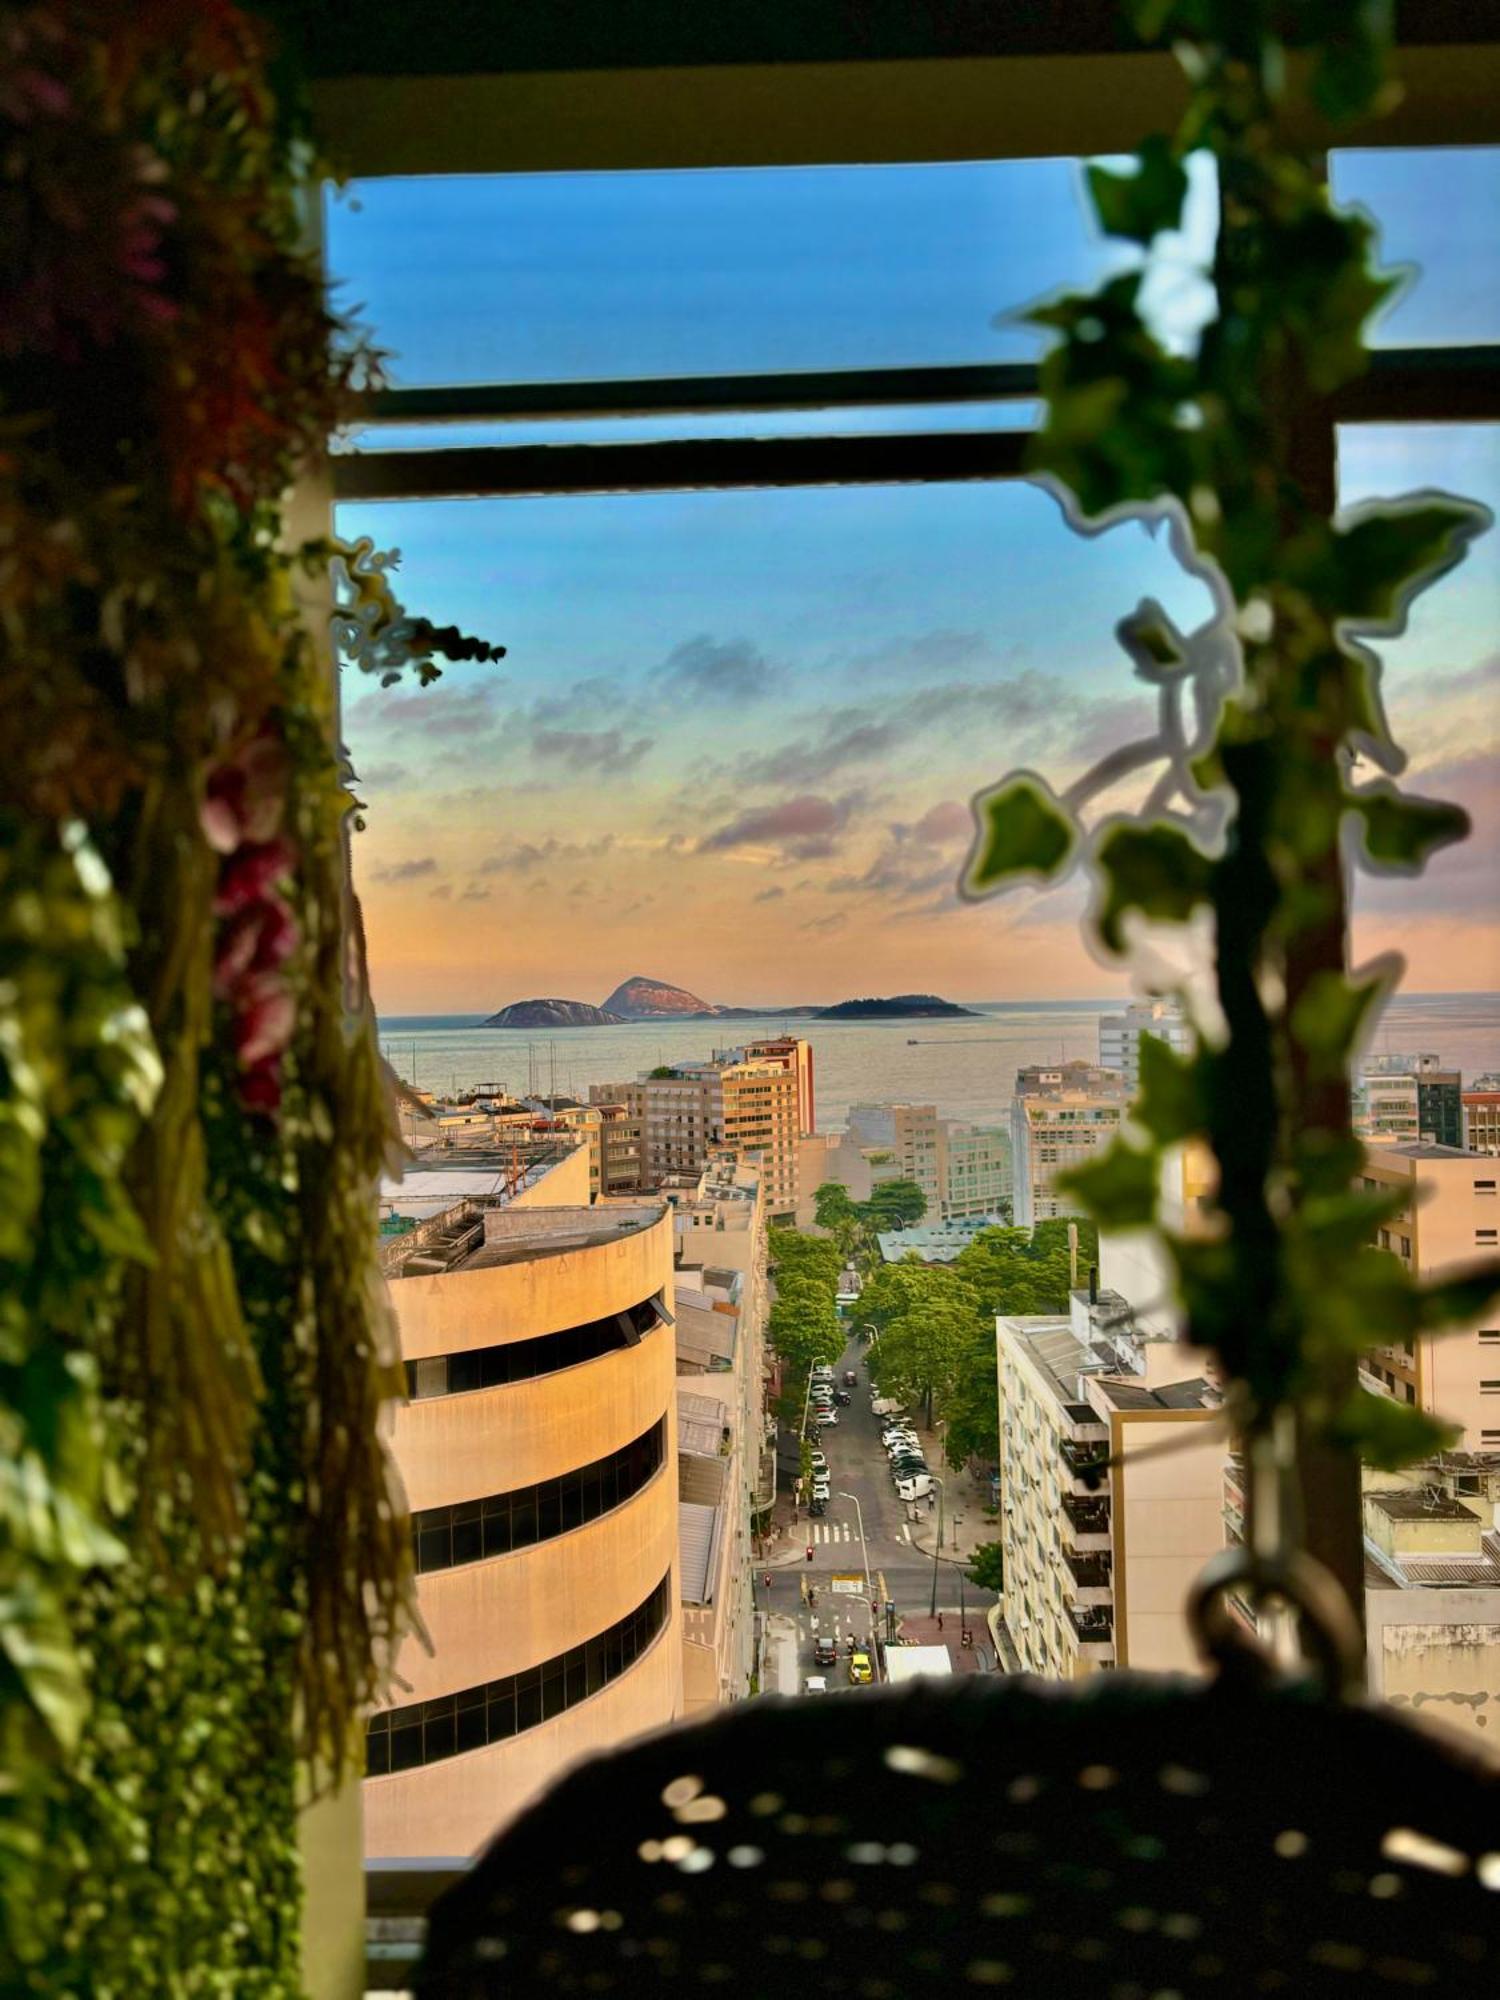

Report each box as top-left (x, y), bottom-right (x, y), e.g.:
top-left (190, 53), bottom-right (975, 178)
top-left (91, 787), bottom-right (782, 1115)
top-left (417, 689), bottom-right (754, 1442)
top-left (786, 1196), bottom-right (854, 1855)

top-left (927, 1474), bottom-right (946, 1618)
top-left (837, 1491), bottom-right (880, 1682)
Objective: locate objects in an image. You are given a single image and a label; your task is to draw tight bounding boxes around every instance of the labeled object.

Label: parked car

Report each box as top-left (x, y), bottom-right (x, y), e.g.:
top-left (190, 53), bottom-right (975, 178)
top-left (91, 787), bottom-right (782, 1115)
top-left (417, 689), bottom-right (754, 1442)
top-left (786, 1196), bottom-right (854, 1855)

top-left (804, 1676), bottom-right (829, 1696)
top-left (848, 1652), bottom-right (873, 1686)
top-left (871, 1397), bottom-right (905, 1417)
top-left (885, 1436), bottom-right (920, 1456)
top-left (812, 1478), bottom-right (831, 1500)
top-left (813, 1635), bottom-right (838, 1667)
top-left (812, 1366), bottom-right (835, 1382)
top-left (809, 1450), bottom-right (828, 1473)
top-left (815, 1410), bottom-right (839, 1427)
top-left (808, 1497), bottom-right (827, 1517)
top-left (895, 1473), bottom-right (934, 1501)
top-left (891, 1458), bottom-right (926, 1479)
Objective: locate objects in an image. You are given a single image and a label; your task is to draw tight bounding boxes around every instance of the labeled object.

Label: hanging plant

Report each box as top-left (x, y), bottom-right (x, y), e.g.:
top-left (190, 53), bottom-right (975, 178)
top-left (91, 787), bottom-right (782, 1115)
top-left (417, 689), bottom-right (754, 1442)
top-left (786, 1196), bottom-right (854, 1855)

top-left (0, 1), bottom-right (498, 1982)
top-left (965, 0), bottom-right (1500, 1494)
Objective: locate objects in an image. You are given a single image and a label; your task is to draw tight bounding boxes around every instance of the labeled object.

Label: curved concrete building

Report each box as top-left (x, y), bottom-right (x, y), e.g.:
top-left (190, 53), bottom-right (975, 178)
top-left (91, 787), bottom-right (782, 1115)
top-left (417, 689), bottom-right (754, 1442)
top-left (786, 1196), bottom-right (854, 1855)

top-left (365, 1173), bottom-right (682, 1858)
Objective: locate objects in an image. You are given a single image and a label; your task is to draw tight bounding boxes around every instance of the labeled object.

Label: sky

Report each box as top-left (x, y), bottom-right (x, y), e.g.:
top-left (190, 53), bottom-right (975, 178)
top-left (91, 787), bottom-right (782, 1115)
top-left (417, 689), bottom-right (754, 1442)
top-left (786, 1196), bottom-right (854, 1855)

top-left (328, 151), bottom-right (1499, 1016)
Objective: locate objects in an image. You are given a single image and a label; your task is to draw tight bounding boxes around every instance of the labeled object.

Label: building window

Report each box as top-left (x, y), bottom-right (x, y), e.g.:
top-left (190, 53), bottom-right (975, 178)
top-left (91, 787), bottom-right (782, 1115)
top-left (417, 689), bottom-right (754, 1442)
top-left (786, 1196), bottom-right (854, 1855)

top-left (1479, 1229), bottom-right (1499, 1248)
top-left (365, 1572), bottom-right (672, 1776)
top-left (411, 1417), bottom-right (667, 1573)
top-left (406, 1292), bottom-right (669, 1398)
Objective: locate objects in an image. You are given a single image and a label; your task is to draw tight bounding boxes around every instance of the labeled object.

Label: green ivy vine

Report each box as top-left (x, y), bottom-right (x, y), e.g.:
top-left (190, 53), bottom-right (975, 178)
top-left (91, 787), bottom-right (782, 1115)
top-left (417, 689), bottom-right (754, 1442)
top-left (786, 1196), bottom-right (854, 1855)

top-left (965, 1), bottom-right (1500, 1483)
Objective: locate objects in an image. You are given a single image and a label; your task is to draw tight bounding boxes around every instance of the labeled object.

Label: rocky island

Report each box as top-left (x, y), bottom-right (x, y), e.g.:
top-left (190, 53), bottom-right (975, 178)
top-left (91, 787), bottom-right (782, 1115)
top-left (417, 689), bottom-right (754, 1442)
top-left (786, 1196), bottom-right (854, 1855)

top-left (600, 975), bottom-right (721, 1020)
top-left (814, 994), bottom-right (980, 1020)
top-left (481, 998), bottom-right (624, 1029)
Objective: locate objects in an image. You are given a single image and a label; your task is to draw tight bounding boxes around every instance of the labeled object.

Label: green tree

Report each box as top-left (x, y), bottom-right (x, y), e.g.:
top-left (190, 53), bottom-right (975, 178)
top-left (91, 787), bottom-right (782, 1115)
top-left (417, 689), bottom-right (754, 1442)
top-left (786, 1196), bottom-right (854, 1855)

top-left (812, 1180), bottom-right (860, 1260)
top-left (858, 1178), bottom-right (928, 1229)
top-left (966, 1541), bottom-right (1005, 1593)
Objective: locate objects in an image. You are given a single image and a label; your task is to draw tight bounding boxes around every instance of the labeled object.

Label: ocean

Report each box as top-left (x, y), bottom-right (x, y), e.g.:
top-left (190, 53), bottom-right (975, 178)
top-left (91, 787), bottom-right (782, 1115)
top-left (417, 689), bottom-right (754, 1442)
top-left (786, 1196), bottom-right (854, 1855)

top-left (376, 993), bottom-right (1500, 1132)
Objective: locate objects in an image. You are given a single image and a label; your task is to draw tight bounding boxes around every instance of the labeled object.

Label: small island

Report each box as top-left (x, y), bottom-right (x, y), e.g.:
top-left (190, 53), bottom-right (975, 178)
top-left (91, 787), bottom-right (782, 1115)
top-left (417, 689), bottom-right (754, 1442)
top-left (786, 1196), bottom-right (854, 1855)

top-left (481, 998), bottom-right (624, 1029)
top-left (814, 994), bottom-right (980, 1021)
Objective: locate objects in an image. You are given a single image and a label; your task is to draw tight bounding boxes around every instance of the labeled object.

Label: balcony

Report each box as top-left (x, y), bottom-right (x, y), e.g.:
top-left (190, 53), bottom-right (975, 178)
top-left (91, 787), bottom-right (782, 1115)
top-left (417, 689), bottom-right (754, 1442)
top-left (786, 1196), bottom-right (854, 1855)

top-left (1065, 1603), bottom-right (1115, 1649)
top-left (1224, 1451), bottom-right (1246, 1536)
top-left (1060, 1492), bottom-right (1111, 1548)
top-left (1059, 1437), bottom-right (1111, 1491)
top-left (1062, 1550), bottom-right (1112, 1593)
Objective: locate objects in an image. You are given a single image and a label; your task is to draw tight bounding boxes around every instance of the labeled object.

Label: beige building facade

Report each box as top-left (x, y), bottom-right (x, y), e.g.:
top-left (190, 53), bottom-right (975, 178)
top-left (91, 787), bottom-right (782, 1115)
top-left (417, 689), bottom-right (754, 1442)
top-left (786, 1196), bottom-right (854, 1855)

top-left (997, 1287), bottom-right (1222, 1679)
top-left (1011, 1065), bottom-right (1128, 1228)
top-left (1463, 1088), bottom-right (1500, 1157)
top-left (1361, 1143), bottom-right (1500, 1452)
top-left (365, 1152), bottom-right (683, 1859)
top-left (941, 1122), bottom-right (1011, 1219)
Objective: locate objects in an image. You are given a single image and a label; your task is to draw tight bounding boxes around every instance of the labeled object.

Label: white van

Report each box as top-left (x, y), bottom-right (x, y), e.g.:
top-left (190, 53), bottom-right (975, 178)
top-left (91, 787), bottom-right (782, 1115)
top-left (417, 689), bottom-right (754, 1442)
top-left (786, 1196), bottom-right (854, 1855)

top-left (871, 1397), bottom-right (905, 1417)
top-left (895, 1473), bottom-right (933, 1501)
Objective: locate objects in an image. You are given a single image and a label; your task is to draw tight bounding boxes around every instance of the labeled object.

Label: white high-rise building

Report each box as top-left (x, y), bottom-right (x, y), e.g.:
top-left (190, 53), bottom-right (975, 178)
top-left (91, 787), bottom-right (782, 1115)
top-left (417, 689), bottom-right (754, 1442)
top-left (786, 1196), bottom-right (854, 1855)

top-left (1097, 1000), bottom-right (1191, 1093)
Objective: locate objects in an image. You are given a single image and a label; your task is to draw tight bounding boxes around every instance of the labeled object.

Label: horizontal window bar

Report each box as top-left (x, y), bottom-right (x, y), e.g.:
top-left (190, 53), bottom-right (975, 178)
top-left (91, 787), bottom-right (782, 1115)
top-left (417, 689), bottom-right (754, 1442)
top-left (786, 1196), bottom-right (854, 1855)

top-left (367, 362), bottom-right (1039, 425)
top-left (333, 430), bottom-right (1029, 501)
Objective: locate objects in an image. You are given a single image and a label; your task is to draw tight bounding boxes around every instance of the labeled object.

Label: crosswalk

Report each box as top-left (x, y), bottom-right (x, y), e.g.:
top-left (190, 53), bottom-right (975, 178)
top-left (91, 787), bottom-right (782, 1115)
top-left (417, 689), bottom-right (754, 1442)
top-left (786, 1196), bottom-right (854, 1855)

top-left (809, 1521), bottom-right (854, 1544)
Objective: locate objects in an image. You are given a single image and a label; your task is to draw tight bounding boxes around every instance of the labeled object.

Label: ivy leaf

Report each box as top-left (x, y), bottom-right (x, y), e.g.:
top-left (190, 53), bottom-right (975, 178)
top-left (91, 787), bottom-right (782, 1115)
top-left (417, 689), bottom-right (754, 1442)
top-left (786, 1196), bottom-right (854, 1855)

top-left (1059, 1139), bottom-right (1159, 1230)
top-left (0, 1587), bottom-right (89, 1753)
top-left (1094, 821), bottom-right (1213, 953)
top-left (1326, 503), bottom-right (1486, 625)
top-left (1086, 136), bottom-right (1188, 245)
top-left (1133, 1032), bottom-right (1205, 1145)
top-left (964, 777), bottom-right (1077, 894)
top-left (1418, 1262), bottom-right (1500, 1331)
top-left (1352, 786), bottom-right (1469, 871)
top-left (1289, 966), bottom-right (1392, 1083)
top-left (1328, 1387), bottom-right (1457, 1472)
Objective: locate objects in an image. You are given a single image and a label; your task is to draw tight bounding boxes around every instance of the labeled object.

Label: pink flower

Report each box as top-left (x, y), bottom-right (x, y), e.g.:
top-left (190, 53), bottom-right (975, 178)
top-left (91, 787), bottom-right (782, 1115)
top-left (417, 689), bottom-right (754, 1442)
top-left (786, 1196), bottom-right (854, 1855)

top-left (213, 837), bottom-right (294, 916)
top-left (234, 972), bottom-right (296, 1070)
top-left (239, 1060), bottom-right (283, 1115)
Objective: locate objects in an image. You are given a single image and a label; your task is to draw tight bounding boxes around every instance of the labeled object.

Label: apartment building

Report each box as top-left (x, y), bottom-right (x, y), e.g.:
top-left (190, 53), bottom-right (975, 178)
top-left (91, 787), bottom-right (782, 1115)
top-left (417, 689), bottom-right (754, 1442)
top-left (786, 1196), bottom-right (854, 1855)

top-left (1097, 999), bottom-right (1191, 1093)
top-left (847, 1101), bottom-right (947, 1214)
top-left (1011, 1064), bottom-right (1129, 1228)
top-left (672, 1154), bottom-right (770, 1712)
top-left (1362, 1472), bottom-right (1500, 1753)
top-left (365, 1144), bottom-right (683, 1858)
top-left (593, 1045), bottom-right (805, 1221)
top-left (1361, 1142), bottom-right (1500, 1452)
top-left (740, 1033), bottom-right (816, 1137)
top-left (1355, 1070), bottom-right (1423, 1145)
top-left (1463, 1086), bottom-right (1500, 1157)
top-left (997, 1283), bottom-right (1223, 1678)
top-left (941, 1121), bottom-right (1012, 1220)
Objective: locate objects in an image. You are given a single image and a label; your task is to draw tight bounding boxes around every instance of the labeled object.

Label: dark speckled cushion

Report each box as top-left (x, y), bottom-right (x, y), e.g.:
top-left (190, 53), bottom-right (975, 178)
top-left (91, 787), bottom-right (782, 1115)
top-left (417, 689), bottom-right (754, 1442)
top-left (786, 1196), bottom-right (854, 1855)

top-left (416, 1673), bottom-right (1500, 1998)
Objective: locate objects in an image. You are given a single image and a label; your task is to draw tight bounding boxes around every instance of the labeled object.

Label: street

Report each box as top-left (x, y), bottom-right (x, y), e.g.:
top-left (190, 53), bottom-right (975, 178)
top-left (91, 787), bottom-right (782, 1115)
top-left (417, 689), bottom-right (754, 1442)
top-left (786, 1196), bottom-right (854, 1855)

top-left (758, 1330), bottom-right (998, 1693)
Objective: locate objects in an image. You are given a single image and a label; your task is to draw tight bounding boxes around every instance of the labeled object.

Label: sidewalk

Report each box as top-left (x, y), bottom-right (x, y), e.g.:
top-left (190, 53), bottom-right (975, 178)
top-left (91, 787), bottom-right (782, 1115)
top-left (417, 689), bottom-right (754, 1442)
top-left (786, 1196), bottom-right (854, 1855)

top-left (894, 1612), bottom-right (989, 1674)
top-left (898, 1443), bottom-right (997, 1568)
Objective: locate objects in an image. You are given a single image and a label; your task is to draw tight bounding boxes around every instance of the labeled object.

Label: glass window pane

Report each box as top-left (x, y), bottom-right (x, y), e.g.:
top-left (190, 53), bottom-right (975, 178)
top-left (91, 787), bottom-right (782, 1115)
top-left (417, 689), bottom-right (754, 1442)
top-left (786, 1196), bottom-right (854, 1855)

top-left (326, 156), bottom-right (1214, 389)
top-left (1331, 148), bottom-right (1500, 347)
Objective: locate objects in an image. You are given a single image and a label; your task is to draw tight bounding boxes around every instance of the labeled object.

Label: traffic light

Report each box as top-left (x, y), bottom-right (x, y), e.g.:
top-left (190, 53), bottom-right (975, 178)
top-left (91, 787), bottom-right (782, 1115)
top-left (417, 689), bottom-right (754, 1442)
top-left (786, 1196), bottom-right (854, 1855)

top-left (806, 1545), bottom-right (814, 1562)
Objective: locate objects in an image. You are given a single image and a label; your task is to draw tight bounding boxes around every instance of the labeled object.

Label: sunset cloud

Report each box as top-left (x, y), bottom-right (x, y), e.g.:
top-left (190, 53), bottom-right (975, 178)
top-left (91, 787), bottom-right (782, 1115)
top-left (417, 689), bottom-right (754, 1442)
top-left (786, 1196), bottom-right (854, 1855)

top-left (700, 793), bottom-right (858, 860)
top-left (657, 634), bottom-right (776, 701)
top-left (531, 727), bottom-right (653, 773)
top-left (371, 856), bottom-right (438, 884)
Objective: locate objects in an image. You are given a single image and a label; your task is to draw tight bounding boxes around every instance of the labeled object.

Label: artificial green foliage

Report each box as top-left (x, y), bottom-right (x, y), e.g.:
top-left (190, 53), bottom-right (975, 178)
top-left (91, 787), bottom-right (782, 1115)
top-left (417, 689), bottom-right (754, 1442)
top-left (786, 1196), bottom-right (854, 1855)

top-left (966, 777), bottom-right (1077, 892)
top-left (969, 0), bottom-right (1500, 1479)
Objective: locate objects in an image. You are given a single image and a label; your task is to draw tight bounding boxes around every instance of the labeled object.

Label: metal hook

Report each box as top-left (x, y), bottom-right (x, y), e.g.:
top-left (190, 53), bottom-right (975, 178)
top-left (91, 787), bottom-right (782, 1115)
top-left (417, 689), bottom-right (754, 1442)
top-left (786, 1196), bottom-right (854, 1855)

top-left (1185, 1545), bottom-right (1364, 1700)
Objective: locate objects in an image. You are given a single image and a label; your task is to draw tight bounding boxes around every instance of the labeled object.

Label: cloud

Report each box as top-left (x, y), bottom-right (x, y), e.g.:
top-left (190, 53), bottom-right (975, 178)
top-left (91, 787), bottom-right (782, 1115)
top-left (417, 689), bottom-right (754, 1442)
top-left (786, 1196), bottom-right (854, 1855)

top-left (430, 882), bottom-right (452, 900)
top-left (908, 799), bottom-right (973, 846)
top-left (741, 719), bottom-right (898, 789)
top-left (699, 793), bottom-right (859, 861)
top-left (800, 912), bottom-right (849, 935)
top-left (479, 835), bottom-right (615, 875)
top-left (358, 761), bottom-right (408, 790)
top-left (1353, 748), bottom-right (1500, 917)
top-left (658, 634), bottom-right (775, 701)
top-left (843, 629), bottom-right (992, 679)
top-left (753, 886), bottom-right (786, 904)
top-left (460, 883), bottom-right (491, 902)
top-left (371, 856), bottom-right (438, 884)
top-left (352, 682), bottom-right (503, 741)
top-left (531, 727), bottom-right (653, 774)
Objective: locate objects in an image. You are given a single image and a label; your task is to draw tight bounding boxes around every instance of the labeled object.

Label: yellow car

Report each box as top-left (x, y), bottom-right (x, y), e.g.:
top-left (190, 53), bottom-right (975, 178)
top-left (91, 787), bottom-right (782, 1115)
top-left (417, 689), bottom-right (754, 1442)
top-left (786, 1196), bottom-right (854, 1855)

top-left (849, 1651), bottom-right (873, 1685)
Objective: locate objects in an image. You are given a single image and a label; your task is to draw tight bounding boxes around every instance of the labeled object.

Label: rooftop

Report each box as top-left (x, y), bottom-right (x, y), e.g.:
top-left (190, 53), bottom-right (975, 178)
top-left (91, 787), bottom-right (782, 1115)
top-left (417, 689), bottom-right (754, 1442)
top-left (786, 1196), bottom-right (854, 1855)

top-left (1369, 1140), bottom-right (1482, 1160)
top-left (382, 1197), bottom-right (664, 1279)
top-left (1092, 1376), bottom-right (1216, 1412)
top-left (1365, 1488), bottom-right (1482, 1522)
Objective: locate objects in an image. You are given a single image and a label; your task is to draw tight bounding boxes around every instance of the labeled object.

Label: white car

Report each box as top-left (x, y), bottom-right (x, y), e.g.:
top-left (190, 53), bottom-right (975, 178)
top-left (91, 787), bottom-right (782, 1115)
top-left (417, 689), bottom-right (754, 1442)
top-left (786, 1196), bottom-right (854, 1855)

top-left (895, 1473), bottom-right (933, 1501)
top-left (815, 1409), bottom-right (839, 1427)
top-left (812, 1478), bottom-right (831, 1500)
top-left (809, 1450), bottom-right (829, 1473)
top-left (804, 1676), bottom-right (829, 1696)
